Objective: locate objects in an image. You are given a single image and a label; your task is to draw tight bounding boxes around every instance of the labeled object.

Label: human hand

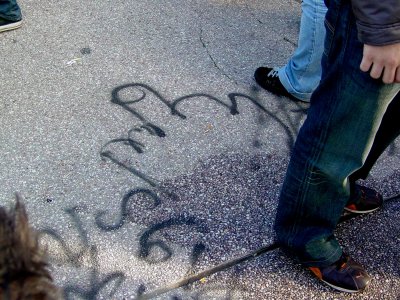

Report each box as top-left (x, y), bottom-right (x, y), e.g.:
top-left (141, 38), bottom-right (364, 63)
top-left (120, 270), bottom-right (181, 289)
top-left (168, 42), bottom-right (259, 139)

top-left (360, 43), bottom-right (400, 84)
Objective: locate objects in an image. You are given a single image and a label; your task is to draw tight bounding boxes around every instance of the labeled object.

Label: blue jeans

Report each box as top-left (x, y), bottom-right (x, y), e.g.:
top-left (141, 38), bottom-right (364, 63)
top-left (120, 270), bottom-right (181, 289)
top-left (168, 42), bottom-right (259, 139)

top-left (274, 0), bottom-right (400, 267)
top-left (278, 0), bottom-right (327, 102)
top-left (0, 0), bottom-right (21, 21)
top-left (350, 93), bottom-right (400, 181)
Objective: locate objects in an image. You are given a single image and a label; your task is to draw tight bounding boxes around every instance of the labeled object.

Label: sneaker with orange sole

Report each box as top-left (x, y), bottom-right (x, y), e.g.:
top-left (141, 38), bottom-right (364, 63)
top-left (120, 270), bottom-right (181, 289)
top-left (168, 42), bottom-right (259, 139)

top-left (309, 253), bottom-right (371, 293)
top-left (345, 184), bottom-right (383, 214)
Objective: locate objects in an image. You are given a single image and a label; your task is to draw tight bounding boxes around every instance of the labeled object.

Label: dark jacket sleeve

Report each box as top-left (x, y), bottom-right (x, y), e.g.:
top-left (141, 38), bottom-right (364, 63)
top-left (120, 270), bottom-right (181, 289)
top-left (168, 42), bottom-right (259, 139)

top-left (351, 0), bottom-right (400, 45)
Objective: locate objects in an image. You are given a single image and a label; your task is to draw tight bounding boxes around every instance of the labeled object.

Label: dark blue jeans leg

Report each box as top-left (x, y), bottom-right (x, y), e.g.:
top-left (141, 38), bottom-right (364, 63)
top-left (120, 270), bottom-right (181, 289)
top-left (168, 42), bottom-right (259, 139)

top-left (350, 93), bottom-right (400, 181)
top-left (0, 0), bottom-right (21, 21)
top-left (274, 0), bottom-right (400, 267)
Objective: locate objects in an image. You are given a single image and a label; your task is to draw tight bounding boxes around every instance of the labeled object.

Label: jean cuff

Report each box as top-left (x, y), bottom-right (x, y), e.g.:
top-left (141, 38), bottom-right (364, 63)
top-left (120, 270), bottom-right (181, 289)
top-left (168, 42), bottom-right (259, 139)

top-left (278, 67), bottom-right (313, 102)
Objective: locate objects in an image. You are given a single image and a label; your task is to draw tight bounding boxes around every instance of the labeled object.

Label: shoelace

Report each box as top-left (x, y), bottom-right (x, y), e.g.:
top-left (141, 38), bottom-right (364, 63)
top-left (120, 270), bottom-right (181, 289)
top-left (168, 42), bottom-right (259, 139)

top-left (267, 68), bottom-right (279, 78)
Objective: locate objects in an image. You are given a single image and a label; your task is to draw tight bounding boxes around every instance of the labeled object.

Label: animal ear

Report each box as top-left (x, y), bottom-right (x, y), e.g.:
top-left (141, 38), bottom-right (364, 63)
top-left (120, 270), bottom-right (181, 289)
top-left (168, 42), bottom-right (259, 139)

top-left (15, 193), bottom-right (28, 220)
top-left (0, 206), bottom-right (8, 242)
top-left (0, 206), bottom-right (10, 280)
top-left (14, 193), bottom-right (38, 250)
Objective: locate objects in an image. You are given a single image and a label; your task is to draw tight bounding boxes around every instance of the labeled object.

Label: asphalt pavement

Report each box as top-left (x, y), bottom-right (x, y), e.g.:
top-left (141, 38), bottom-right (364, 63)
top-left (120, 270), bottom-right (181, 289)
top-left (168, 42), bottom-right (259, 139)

top-left (0, 0), bottom-right (399, 299)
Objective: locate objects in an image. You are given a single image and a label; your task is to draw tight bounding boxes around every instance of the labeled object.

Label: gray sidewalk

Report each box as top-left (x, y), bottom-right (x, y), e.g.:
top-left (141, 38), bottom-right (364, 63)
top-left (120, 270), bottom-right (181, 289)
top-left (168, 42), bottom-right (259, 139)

top-left (0, 0), bottom-right (399, 299)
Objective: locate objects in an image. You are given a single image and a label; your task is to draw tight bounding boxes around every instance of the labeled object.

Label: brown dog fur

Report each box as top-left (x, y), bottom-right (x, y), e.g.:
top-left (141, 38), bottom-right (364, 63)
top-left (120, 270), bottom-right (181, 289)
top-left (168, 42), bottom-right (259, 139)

top-left (0, 194), bottom-right (61, 300)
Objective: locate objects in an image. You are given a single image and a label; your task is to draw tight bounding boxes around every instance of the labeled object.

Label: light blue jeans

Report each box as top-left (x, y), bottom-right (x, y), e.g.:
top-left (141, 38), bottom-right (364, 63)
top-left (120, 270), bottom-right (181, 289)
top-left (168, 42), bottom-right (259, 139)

top-left (278, 0), bottom-right (327, 102)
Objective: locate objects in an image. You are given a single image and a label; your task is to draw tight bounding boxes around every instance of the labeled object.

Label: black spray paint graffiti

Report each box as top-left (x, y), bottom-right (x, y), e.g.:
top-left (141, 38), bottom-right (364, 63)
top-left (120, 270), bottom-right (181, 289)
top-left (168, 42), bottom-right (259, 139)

top-left (40, 194), bottom-right (212, 299)
top-left (39, 207), bottom-right (125, 299)
top-left (95, 188), bottom-right (161, 231)
top-left (100, 82), bottom-right (307, 189)
top-left (97, 83), bottom-right (307, 235)
top-left (138, 215), bottom-right (208, 265)
top-left (95, 188), bottom-right (208, 265)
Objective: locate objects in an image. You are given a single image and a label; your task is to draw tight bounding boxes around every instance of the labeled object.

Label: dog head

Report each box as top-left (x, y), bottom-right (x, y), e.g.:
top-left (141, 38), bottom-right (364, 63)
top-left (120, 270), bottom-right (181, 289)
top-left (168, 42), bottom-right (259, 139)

top-left (0, 194), bottom-right (61, 300)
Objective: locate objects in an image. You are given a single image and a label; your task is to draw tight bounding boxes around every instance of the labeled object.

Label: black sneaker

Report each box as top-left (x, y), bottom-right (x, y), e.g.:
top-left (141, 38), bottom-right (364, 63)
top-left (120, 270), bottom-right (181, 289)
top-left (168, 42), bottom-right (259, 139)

top-left (309, 253), bottom-right (371, 293)
top-left (345, 184), bottom-right (383, 214)
top-left (0, 17), bottom-right (22, 33)
top-left (254, 66), bottom-right (301, 101)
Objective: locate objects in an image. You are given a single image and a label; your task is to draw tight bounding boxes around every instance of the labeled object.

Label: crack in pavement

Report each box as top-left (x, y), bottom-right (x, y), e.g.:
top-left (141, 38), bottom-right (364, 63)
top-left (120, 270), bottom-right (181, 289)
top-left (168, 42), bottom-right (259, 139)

top-left (199, 28), bottom-right (238, 85)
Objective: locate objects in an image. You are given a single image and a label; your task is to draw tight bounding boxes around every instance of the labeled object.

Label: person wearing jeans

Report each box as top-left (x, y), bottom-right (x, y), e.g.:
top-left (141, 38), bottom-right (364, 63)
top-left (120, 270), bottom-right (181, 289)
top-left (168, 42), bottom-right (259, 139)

top-left (274, 0), bottom-right (400, 293)
top-left (0, 0), bottom-right (22, 33)
top-left (254, 0), bottom-right (399, 205)
top-left (255, 0), bottom-right (327, 102)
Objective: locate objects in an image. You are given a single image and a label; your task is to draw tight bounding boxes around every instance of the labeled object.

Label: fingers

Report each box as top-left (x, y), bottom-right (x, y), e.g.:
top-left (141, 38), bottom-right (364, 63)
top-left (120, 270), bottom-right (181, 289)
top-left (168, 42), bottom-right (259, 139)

top-left (360, 55), bottom-right (372, 73)
top-left (369, 63), bottom-right (384, 80)
top-left (382, 66), bottom-right (397, 84)
top-left (360, 57), bottom-right (391, 83)
top-left (360, 44), bottom-right (400, 84)
top-left (396, 68), bottom-right (400, 83)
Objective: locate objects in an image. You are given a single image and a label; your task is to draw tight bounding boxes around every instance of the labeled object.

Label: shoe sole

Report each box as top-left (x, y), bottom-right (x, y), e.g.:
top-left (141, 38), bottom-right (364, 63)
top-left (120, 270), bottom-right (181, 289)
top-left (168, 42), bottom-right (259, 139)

top-left (344, 206), bottom-right (381, 214)
top-left (0, 20), bottom-right (22, 33)
top-left (321, 279), bottom-right (364, 293)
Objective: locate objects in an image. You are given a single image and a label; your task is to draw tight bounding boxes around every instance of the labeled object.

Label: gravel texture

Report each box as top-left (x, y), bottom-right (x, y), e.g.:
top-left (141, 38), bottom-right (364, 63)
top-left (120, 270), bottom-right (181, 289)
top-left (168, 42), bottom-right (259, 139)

top-left (0, 0), bottom-right (399, 299)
